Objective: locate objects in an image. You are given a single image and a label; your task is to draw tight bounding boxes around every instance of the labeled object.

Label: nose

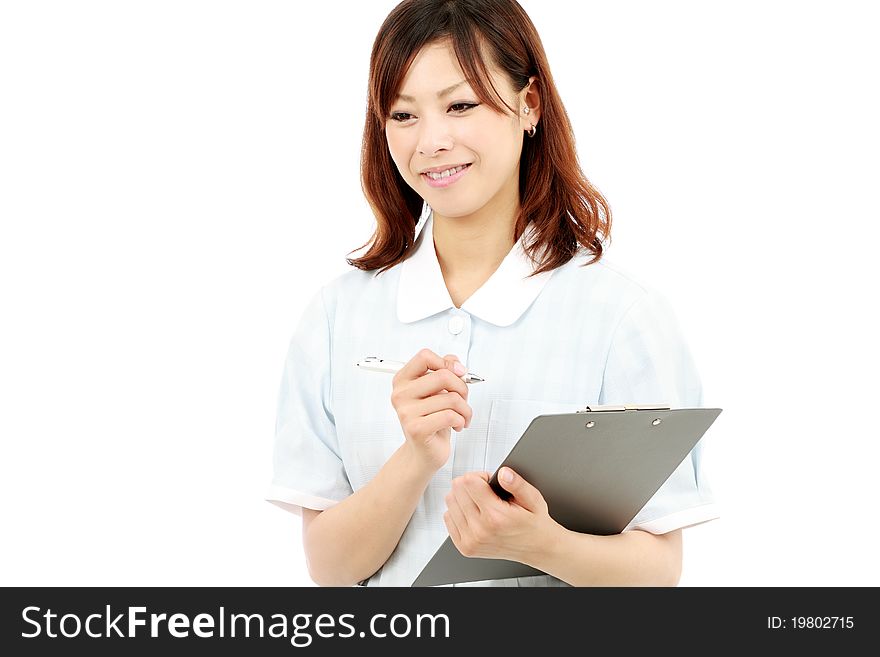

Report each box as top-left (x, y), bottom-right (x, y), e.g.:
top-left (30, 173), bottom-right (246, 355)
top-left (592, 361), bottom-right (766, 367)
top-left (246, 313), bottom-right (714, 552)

top-left (416, 115), bottom-right (453, 156)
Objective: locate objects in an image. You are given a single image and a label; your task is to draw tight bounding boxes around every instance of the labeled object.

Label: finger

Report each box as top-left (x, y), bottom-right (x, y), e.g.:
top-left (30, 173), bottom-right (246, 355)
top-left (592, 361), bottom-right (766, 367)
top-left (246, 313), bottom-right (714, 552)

top-left (462, 472), bottom-right (499, 512)
top-left (444, 490), bottom-right (469, 532)
top-left (393, 348), bottom-right (446, 385)
top-left (497, 467), bottom-right (545, 513)
top-left (416, 407), bottom-right (467, 434)
top-left (442, 353), bottom-right (469, 380)
top-left (451, 477), bottom-right (482, 519)
top-left (414, 392), bottom-right (471, 431)
top-left (408, 367), bottom-right (470, 401)
top-left (394, 349), bottom-right (468, 386)
top-left (443, 510), bottom-right (461, 545)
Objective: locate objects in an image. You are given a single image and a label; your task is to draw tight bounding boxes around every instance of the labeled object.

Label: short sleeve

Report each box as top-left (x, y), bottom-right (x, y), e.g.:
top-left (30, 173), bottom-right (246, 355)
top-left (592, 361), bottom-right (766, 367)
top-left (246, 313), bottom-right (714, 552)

top-left (265, 287), bottom-right (353, 516)
top-left (599, 287), bottom-right (719, 534)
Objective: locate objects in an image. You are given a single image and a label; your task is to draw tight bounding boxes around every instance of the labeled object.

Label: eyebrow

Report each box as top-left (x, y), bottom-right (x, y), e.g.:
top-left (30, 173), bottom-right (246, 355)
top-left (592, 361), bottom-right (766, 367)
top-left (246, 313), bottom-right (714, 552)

top-left (395, 80), bottom-right (469, 103)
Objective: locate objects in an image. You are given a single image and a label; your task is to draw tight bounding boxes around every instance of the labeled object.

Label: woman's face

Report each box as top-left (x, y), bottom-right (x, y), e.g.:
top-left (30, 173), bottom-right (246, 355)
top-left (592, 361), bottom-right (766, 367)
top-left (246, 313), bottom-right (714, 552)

top-left (385, 40), bottom-right (530, 221)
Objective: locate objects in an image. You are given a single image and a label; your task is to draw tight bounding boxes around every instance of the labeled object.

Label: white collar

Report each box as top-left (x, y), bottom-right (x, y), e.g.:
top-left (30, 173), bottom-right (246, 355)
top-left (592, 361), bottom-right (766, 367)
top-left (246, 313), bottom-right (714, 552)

top-left (396, 210), bottom-right (557, 326)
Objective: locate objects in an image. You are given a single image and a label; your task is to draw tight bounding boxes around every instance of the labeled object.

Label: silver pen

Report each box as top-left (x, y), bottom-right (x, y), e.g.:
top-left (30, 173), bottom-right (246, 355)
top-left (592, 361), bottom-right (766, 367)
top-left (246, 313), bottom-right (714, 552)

top-left (356, 356), bottom-right (485, 383)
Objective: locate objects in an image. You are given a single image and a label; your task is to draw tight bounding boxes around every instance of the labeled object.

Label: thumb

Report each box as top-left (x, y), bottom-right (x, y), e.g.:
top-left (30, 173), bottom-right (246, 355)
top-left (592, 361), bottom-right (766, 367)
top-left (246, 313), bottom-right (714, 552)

top-left (443, 354), bottom-right (467, 377)
top-left (497, 467), bottom-right (544, 512)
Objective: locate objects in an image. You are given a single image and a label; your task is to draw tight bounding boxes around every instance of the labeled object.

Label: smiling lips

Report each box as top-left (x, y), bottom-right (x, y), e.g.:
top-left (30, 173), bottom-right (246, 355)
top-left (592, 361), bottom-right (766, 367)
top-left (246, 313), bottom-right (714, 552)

top-left (421, 163), bottom-right (471, 188)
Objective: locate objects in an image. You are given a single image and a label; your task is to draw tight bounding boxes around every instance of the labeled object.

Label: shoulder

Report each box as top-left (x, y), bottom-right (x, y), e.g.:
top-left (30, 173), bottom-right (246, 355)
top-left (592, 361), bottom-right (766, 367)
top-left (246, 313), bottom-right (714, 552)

top-left (324, 264), bottom-right (398, 294)
top-left (321, 267), bottom-right (376, 296)
top-left (555, 250), bottom-right (686, 339)
top-left (562, 249), bottom-right (660, 306)
top-left (310, 264), bottom-right (400, 315)
top-left (591, 256), bottom-right (650, 294)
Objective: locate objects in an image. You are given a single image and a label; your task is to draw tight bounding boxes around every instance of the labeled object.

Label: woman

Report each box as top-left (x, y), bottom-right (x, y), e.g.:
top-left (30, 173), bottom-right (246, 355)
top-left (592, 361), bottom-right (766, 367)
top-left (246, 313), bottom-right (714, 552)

top-left (267, 0), bottom-right (718, 586)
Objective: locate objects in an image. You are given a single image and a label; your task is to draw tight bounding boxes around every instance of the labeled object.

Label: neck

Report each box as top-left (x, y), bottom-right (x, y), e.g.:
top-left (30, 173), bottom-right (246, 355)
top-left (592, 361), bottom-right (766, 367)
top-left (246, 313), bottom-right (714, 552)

top-left (431, 195), bottom-right (519, 282)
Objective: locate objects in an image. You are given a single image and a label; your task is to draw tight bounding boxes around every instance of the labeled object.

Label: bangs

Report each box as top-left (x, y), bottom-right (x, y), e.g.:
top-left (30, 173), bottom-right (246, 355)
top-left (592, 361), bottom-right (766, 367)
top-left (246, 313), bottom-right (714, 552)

top-left (373, 30), bottom-right (516, 125)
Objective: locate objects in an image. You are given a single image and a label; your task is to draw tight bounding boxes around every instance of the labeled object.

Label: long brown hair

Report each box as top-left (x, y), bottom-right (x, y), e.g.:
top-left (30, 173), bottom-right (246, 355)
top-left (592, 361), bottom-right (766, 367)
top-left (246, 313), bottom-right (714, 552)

top-left (347, 0), bottom-right (612, 278)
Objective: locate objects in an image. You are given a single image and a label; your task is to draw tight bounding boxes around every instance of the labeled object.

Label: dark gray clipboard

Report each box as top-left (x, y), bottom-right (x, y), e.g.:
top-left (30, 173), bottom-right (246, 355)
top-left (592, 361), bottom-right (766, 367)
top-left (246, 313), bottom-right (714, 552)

top-left (411, 404), bottom-right (722, 587)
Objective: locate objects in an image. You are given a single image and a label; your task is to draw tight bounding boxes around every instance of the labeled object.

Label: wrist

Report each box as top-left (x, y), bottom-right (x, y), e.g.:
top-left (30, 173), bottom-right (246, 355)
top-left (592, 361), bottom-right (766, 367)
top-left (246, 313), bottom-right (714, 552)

top-left (520, 518), bottom-right (570, 572)
top-left (397, 442), bottom-right (442, 483)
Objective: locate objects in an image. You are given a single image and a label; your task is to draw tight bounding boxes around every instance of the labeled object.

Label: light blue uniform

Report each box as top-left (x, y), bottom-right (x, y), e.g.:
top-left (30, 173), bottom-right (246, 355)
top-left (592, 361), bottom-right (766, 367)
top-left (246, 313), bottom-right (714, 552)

top-left (266, 208), bottom-right (719, 586)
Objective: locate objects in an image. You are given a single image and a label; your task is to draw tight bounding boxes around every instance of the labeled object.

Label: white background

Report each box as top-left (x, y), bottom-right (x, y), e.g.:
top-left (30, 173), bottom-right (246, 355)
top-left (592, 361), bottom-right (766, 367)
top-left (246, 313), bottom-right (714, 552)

top-left (1, 0), bottom-right (878, 587)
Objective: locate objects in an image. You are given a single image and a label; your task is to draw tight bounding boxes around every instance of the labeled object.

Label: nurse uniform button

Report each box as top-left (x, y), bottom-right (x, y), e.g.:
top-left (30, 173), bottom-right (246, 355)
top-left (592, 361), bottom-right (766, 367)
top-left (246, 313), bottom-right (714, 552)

top-left (448, 315), bottom-right (465, 335)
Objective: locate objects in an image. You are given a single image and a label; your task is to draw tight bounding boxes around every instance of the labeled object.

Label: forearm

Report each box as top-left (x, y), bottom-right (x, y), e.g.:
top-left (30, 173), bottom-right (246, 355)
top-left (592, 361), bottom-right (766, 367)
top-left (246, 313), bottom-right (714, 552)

top-left (524, 526), bottom-right (683, 587)
top-left (303, 444), bottom-right (434, 586)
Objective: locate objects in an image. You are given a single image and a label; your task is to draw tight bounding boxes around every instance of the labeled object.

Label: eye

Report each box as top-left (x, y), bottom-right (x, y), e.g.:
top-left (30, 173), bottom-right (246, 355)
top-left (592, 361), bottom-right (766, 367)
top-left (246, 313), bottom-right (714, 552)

top-left (449, 102), bottom-right (478, 113)
top-left (388, 103), bottom-right (480, 124)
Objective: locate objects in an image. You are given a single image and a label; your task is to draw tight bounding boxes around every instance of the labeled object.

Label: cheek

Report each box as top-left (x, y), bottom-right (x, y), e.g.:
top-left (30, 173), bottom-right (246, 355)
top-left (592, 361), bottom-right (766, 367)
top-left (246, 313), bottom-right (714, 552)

top-left (470, 126), bottom-right (519, 173)
top-left (385, 131), bottom-right (413, 173)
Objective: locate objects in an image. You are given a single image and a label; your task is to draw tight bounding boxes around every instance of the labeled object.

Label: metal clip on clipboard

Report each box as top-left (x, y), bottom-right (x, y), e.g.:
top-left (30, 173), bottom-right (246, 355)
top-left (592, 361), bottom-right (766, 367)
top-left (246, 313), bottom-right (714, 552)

top-left (576, 404), bottom-right (671, 413)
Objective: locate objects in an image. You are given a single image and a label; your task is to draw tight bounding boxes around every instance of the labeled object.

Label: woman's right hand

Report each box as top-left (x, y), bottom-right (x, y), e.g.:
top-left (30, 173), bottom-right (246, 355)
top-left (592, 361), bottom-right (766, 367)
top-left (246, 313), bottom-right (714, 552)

top-left (390, 348), bottom-right (474, 472)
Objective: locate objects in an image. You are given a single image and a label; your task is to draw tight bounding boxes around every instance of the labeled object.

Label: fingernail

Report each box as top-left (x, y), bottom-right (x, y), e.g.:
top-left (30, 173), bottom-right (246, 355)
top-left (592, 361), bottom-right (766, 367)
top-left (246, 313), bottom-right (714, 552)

top-left (500, 468), bottom-right (514, 484)
top-left (453, 362), bottom-right (466, 376)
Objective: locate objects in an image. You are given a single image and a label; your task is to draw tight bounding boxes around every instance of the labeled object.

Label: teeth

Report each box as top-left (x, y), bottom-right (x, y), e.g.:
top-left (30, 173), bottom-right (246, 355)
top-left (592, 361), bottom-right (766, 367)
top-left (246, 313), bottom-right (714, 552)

top-left (426, 164), bottom-right (468, 180)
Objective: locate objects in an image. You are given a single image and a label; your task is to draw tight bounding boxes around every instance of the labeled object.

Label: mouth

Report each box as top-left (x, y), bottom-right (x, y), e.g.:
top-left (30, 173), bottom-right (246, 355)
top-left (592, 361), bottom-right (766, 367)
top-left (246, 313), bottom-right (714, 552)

top-left (421, 163), bottom-right (472, 188)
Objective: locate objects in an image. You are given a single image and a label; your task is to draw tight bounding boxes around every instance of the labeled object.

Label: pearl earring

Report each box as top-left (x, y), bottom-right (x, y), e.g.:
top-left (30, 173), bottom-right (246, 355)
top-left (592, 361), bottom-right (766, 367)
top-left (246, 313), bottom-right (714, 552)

top-left (523, 107), bottom-right (530, 115)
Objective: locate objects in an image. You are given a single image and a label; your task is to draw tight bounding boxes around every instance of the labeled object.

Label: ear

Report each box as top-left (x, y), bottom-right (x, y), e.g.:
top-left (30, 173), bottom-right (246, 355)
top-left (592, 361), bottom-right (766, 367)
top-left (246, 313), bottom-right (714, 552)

top-left (519, 76), bottom-right (541, 131)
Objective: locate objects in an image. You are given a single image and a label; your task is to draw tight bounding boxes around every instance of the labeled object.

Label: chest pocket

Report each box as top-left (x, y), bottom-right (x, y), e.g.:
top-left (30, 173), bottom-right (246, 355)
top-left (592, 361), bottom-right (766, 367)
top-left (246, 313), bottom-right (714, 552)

top-left (482, 398), bottom-right (582, 475)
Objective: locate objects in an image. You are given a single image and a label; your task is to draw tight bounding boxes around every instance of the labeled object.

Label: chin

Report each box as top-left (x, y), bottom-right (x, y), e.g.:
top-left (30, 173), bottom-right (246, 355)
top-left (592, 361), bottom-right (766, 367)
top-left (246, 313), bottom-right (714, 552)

top-left (429, 206), bottom-right (476, 219)
top-left (430, 196), bottom-right (483, 215)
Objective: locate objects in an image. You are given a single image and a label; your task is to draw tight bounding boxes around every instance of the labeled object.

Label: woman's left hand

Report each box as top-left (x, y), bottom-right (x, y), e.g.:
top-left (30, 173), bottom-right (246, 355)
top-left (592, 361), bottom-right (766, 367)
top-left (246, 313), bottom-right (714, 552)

top-left (443, 467), bottom-right (559, 563)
